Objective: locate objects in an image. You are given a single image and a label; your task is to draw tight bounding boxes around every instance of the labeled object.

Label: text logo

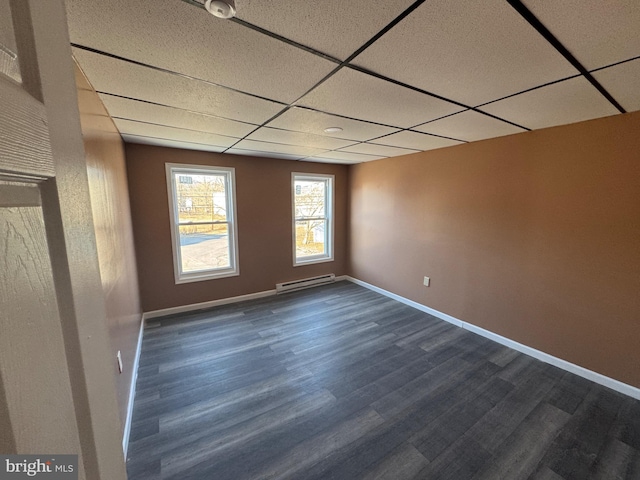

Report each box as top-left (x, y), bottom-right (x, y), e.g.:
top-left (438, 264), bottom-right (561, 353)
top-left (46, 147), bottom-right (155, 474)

top-left (0, 456), bottom-right (77, 479)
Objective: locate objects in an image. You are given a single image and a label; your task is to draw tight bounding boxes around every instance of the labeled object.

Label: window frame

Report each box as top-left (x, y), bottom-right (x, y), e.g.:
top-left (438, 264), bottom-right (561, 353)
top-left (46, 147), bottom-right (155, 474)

top-left (291, 172), bottom-right (334, 267)
top-left (165, 163), bottom-right (239, 284)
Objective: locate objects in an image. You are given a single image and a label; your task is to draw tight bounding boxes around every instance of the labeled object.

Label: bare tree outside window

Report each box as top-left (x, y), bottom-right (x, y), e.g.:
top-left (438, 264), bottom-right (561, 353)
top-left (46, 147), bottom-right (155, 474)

top-left (293, 174), bottom-right (333, 265)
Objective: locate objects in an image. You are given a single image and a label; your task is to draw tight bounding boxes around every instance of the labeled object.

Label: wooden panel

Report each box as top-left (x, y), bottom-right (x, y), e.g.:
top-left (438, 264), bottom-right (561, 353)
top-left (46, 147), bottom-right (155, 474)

top-left (0, 75), bottom-right (53, 179)
top-left (0, 183), bottom-right (40, 206)
top-left (0, 199), bottom-right (81, 454)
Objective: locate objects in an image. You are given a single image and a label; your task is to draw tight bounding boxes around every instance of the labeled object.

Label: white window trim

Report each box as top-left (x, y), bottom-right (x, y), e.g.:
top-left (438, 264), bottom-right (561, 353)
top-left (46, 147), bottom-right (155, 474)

top-left (166, 163), bottom-right (239, 284)
top-left (292, 172), bottom-right (334, 267)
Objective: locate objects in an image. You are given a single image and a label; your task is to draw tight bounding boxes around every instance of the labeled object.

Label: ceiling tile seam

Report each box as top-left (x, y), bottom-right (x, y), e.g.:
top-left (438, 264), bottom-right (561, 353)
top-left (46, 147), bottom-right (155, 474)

top-left (183, 0), bottom-right (457, 151)
top-left (180, 0), bottom-right (206, 8)
top-left (230, 17), bottom-right (343, 65)
top-left (230, 152), bottom-right (308, 161)
top-left (222, 63), bottom-right (347, 152)
top-left (400, 130), bottom-right (469, 143)
top-left (223, 0), bottom-right (444, 154)
top-left (71, 44), bottom-right (288, 107)
top-left (589, 54), bottom-right (640, 73)
top-left (409, 109), bottom-right (472, 129)
top-left (256, 125), bottom-right (378, 144)
top-left (111, 117), bottom-right (244, 139)
top-left (223, 0), bottom-right (434, 153)
top-left (230, 136), bottom-right (331, 150)
top-left (338, 142), bottom-right (422, 153)
top-left (96, 91), bottom-right (261, 127)
top-left (183, 0), bottom-right (527, 139)
top-left (473, 74), bottom-right (583, 109)
top-left (505, 0), bottom-right (625, 114)
top-left (121, 133), bottom-right (228, 149)
top-left (293, 106), bottom-right (405, 130)
top-left (297, 153), bottom-right (387, 163)
top-left (340, 0), bottom-right (429, 64)
top-left (305, 145), bottom-right (391, 158)
top-left (178, 0), bottom-right (343, 64)
top-left (182, 0), bottom-right (433, 157)
top-left (345, 64), bottom-right (531, 131)
top-left (225, 146), bottom-right (309, 158)
top-left (366, 129), bottom-right (466, 146)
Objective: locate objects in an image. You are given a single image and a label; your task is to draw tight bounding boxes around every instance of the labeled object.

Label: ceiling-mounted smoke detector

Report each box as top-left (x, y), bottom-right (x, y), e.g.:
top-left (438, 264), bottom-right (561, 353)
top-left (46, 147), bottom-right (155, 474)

top-left (205, 0), bottom-right (236, 19)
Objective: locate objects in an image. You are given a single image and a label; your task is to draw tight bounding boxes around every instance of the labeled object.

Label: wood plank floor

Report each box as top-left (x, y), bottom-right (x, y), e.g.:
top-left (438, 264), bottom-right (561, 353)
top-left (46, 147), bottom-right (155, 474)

top-left (126, 282), bottom-right (640, 480)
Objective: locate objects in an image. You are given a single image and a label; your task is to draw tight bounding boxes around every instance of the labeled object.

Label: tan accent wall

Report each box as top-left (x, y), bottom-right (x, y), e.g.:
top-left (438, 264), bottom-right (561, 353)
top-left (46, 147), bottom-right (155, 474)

top-left (125, 144), bottom-right (349, 312)
top-left (75, 63), bottom-right (142, 434)
top-left (349, 111), bottom-right (640, 388)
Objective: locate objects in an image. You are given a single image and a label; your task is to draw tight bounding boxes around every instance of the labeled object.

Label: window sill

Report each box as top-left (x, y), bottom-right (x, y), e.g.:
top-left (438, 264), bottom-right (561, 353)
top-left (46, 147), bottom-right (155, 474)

top-left (293, 256), bottom-right (334, 267)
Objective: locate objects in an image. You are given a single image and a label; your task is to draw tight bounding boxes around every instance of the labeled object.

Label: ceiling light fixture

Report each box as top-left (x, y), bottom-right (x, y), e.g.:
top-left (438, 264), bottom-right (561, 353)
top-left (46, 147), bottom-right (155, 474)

top-left (324, 127), bottom-right (343, 134)
top-left (205, 0), bottom-right (236, 19)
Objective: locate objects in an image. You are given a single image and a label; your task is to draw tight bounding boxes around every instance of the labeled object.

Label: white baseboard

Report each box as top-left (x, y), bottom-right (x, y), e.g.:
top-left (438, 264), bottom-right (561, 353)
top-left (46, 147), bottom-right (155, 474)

top-left (345, 276), bottom-right (640, 401)
top-left (346, 276), bottom-right (464, 328)
top-left (122, 314), bottom-right (144, 457)
top-left (142, 277), bottom-right (349, 321)
top-left (142, 289), bottom-right (277, 321)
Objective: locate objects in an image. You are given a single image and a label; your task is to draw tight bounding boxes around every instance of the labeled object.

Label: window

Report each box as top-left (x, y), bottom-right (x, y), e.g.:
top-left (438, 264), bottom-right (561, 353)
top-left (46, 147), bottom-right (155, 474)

top-left (292, 173), bottom-right (334, 266)
top-left (166, 163), bottom-right (239, 283)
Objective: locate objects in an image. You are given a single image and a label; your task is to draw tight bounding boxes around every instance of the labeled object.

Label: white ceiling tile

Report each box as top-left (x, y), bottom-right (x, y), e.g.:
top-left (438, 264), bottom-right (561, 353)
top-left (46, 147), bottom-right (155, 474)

top-left (371, 131), bottom-right (463, 151)
top-left (121, 134), bottom-right (227, 153)
top-left (338, 143), bottom-right (418, 157)
top-left (593, 59), bottom-right (640, 113)
top-left (236, 0), bottom-right (416, 60)
top-left (225, 149), bottom-right (302, 161)
top-left (113, 118), bottom-right (238, 147)
top-left (522, 0), bottom-right (640, 70)
top-left (73, 48), bottom-right (283, 125)
top-left (65, 0), bottom-right (336, 103)
top-left (306, 151), bottom-right (385, 162)
top-left (247, 127), bottom-right (356, 150)
top-left (299, 157), bottom-right (358, 165)
top-left (352, 0), bottom-right (577, 106)
top-left (479, 77), bottom-right (619, 130)
top-left (414, 110), bottom-right (526, 141)
top-left (267, 107), bottom-right (399, 141)
top-left (299, 68), bottom-right (463, 128)
top-left (233, 139), bottom-right (327, 158)
top-left (100, 94), bottom-right (256, 138)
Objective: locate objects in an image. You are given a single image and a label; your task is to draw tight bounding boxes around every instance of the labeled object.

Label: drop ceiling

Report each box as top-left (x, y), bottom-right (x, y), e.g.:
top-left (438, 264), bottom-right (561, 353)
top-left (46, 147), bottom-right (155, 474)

top-left (65, 0), bottom-right (640, 164)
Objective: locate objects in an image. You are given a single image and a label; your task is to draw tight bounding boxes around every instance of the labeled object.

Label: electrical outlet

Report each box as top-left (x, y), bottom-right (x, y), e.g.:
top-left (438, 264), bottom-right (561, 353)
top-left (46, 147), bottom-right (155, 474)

top-left (116, 350), bottom-right (123, 374)
top-left (423, 276), bottom-right (430, 287)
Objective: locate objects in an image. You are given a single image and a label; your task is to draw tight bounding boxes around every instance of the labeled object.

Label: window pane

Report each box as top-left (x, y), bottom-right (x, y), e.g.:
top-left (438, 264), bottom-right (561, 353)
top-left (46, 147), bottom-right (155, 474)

top-left (294, 180), bottom-right (325, 219)
top-left (175, 173), bottom-right (227, 224)
top-left (295, 219), bottom-right (326, 258)
top-left (179, 223), bottom-right (230, 272)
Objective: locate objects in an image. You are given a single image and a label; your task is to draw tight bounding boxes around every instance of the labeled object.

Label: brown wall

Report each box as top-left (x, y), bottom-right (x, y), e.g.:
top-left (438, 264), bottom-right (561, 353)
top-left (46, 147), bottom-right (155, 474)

top-left (125, 144), bottom-right (349, 312)
top-left (75, 64), bottom-right (142, 433)
top-left (349, 111), bottom-right (640, 388)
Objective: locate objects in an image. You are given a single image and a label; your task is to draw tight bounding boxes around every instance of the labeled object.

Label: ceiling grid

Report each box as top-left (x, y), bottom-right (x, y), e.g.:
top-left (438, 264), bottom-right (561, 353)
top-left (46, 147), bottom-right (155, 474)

top-left (65, 0), bottom-right (640, 163)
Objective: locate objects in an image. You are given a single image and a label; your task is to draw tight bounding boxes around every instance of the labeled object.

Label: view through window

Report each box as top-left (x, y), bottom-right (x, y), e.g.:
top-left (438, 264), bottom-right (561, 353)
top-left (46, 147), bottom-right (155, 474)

top-left (293, 173), bottom-right (333, 265)
top-left (166, 164), bottom-right (238, 282)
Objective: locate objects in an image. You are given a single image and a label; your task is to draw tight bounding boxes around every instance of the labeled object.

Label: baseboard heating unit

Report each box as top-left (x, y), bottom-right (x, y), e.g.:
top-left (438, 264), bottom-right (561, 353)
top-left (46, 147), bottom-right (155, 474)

top-left (276, 274), bottom-right (335, 294)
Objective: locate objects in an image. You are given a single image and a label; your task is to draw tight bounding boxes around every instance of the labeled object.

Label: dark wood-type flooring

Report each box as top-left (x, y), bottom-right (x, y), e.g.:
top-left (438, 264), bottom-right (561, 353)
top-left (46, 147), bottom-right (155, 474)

top-left (127, 281), bottom-right (640, 479)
